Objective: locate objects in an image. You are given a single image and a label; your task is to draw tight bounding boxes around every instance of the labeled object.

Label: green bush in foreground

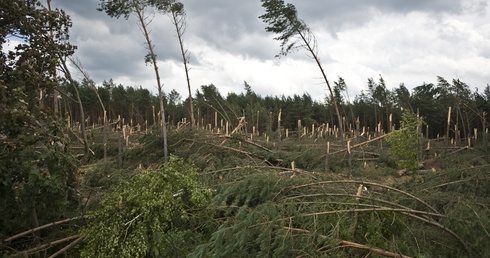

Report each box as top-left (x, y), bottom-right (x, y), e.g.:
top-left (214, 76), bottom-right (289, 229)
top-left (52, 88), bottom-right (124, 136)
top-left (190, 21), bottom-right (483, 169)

top-left (79, 156), bottom-right (211, 257)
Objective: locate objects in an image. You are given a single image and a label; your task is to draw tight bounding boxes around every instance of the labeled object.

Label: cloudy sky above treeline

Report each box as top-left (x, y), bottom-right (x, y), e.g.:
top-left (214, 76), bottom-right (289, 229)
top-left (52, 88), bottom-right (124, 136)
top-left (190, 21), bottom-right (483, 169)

top-left (9, 0), bottom-right (490, 101)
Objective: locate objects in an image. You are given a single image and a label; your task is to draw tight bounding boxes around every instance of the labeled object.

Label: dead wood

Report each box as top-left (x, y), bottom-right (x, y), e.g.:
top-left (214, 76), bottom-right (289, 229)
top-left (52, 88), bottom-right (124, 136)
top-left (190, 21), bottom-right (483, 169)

top-left (356, 158), bottom-right (379, 161)
top-left (284, 193), bottom-right (438, 218)
top-left (220, 116), bottom-right (246, 145)
top-left (278, 199), bottom-right (468, 255)
top-left (10, 235), bottom-right (80, 257)
top-left (220, 135), bottom-right (273, 153)
top-left (397, 169), bottom-right (435, 176)
top-left (422, 179), bottom-right (470, 191)
top-left (281, 226), bottom-right (411, 258)
top-left (338, 240), bottom-right (411, 258)
top-left (400, 212), bottom-right (470, 255)
top-left (352, 150), bottom-right (380, 156)
top-left (446, 146), bottom-right (469, 156)
top-left (183, 138), bottom-right (282, 164)
top-left (330, 133), bottom-right (390, 155)
top-left (48, 236), bottom-right (83, 258)
top-left (5, 217), bottom-right (83, 242)
top-left (278, 168), bottom-right (318, 179)
top-left (279, 207), bottom-right (443, 221)
top-left (291, 180), bottom-right (439, 214)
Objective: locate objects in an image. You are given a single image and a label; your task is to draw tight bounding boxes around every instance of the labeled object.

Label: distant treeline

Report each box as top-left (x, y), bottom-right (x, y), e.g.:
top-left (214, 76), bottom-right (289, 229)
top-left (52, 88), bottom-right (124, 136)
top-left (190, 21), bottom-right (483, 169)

top-left (56, 76), bottom-right (490, 140)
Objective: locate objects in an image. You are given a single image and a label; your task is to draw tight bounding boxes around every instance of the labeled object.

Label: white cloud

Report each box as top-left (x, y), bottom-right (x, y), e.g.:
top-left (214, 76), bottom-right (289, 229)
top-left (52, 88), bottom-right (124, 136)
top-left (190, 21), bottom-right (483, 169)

top-left (13, 0), bottom-right (490, 101)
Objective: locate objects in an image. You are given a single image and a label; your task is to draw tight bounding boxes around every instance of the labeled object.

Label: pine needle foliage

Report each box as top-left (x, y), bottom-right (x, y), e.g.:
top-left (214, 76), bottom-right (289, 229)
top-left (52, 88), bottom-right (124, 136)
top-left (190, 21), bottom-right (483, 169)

top-left (79, 156), bottom-right (211, 257)
top-left (189, 166), bottom-right (473, 257)
top-left (77, 124), bottom-right (489, 257)
top-left (386, 111), bottom-right (423, 171)
top-left (396, 154), bottom-right (490, 257)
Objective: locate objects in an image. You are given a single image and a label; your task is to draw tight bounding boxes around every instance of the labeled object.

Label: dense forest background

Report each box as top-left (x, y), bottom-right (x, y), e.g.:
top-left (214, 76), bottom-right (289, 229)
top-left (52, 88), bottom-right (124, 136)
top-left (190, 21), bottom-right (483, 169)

top-left (65, 76), bottom-right (490, 140)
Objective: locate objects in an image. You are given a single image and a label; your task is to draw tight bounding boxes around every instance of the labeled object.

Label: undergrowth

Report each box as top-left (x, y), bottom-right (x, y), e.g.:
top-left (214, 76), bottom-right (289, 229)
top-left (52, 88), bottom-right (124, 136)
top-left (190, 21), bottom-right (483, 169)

top-left (71, 128), bottom-right (490, 257)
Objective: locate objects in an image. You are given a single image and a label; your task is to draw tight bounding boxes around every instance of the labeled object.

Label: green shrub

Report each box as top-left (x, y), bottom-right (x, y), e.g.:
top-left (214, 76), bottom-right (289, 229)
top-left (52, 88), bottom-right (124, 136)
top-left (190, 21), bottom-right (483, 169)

top-left (386, 111), bottom-right (423, 171)
top-left (79, 156), bottom-right (211, 257)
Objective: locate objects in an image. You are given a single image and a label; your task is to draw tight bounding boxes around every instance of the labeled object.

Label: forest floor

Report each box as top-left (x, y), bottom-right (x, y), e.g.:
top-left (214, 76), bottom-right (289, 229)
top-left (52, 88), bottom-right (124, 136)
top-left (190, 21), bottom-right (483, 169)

top-left (54, 128), bottom-right (490, 256)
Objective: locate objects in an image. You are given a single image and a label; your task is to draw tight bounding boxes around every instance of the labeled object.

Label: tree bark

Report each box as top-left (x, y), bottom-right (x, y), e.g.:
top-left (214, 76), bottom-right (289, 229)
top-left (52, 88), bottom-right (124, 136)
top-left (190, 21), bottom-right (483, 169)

top-left (70, 57), bottom-right (108, 160)
top-left (59, 58), bottom-right (90, 163)
top-left (171, 7), bottom-right (195, 129)
top-left (133, 0), bottom-right (168, 162)
top-left (47, 0), bottom-right (59, 115)
top-left (296, 30), bottom-right (345, 147)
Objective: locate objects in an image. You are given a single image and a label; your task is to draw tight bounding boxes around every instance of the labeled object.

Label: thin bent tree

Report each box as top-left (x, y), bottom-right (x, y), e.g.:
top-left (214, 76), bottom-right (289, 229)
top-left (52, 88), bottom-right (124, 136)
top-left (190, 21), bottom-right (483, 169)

top-left (169, 2), bottom-right (195, 129)
top-left (98, 0), bottom-right (173, 162)
top-left (69, 57), bottom-right (109, 160)
top-left (259, 0), bottom-right (345, 146)
top-left (58, 56), bottom-right (91, 163)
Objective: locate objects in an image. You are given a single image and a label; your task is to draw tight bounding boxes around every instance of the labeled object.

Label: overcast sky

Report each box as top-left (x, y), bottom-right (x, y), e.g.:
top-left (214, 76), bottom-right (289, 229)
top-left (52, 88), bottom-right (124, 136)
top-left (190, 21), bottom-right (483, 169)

top-left (7, 0), bottom-right (490, 101)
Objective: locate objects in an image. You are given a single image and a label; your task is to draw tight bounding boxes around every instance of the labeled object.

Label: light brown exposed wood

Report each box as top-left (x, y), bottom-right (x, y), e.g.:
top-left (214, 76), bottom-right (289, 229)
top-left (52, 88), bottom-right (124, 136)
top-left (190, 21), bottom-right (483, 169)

top-left (330, 132), bottom-right (390, 155)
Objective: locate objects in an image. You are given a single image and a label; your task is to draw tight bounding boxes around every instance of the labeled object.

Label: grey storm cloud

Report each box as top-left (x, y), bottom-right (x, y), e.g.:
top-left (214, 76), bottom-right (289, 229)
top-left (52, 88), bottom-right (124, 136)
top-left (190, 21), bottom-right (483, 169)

top-left (291, 0), bottom-right (471, 37)
top-left (44, 0), bottom-right (490, 99)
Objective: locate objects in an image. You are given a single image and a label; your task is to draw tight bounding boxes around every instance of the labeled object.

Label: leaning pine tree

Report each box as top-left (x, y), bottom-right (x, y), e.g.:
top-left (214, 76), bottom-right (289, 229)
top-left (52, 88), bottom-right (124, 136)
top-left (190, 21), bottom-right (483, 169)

top-left (259, 0), bottom-right (345, 146)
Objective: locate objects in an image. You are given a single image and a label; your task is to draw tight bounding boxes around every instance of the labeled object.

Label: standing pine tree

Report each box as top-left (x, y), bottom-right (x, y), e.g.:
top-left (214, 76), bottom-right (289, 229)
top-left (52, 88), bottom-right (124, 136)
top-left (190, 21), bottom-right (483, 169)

top-left (259, 0), bottom-right (345, 146)
top-left (169, 2), bottom-right (195, 129)
top-left (98, 0), bottom-right (174, 162)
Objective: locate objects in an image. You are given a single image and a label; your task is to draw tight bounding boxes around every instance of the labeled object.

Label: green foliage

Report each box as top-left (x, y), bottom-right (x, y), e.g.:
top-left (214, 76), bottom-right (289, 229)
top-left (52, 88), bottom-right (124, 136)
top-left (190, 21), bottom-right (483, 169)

top-left (0, 0), bottom-right (79, 239)
top-left (394, 156), bottom-right (490, 257)
top-left (98, 0), bottom-right (176, 19)
top-left (386, 111), bottom-right (422, 171)
top-left (144, 52), bottom-right (154, 65)
top-left (80, 156), bottom-right (211, 257)
top-left (191, 170), bottom-right (440, 257)
top-left (75, 123), bottom-right (489, 257)
top-left (259, 0), bottom-right (306, 57)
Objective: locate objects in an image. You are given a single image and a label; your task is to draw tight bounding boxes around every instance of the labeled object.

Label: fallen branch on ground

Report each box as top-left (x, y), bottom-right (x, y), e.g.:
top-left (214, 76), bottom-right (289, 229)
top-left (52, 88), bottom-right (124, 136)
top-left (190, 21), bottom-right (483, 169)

top-left (5, 216), bottom-right (84, 242)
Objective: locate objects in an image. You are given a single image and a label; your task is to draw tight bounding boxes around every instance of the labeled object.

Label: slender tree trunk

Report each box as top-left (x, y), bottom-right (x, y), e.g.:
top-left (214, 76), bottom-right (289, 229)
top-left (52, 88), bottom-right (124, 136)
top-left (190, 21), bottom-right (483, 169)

top-left (59, 58), bottom-right (90, 163)
top-left (296, 30), bottom-right (345, 147)
top-left (256, 110), bottom-right (260, 135)
top-left (325, 141), bottom-right (330, 172)
top-left (456, 103), bottom-right (466, 143)
top-left (483, 112), bottom-right (488, 152)
top-left (70, 57), bottom-right (108, 160)
top-left (444, 107), bottom-right (451, 155)
top-left (133, 1), bottom-right (168, 162)
top-left (171, 8), bottom-right (195, 129)
top-left (277, 109), bottom-right (282, 149)
top-left (118, 129), bottom-right (123, 168)
top-left (47, 0), bottom-right (59, 115)
top-left (72, 81), bottom-right (90, 163)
